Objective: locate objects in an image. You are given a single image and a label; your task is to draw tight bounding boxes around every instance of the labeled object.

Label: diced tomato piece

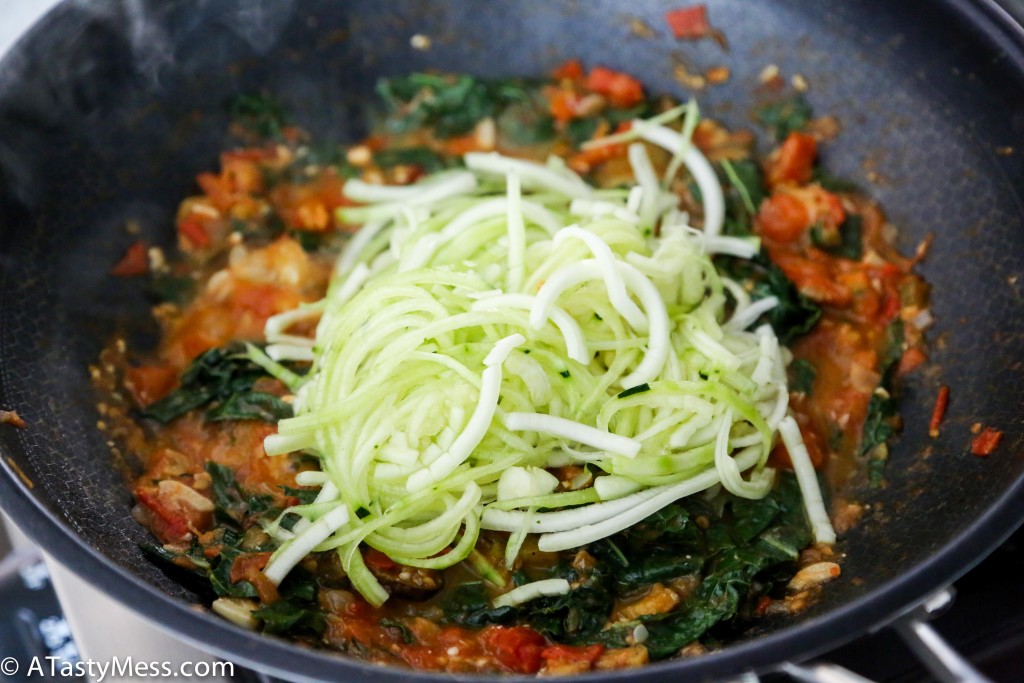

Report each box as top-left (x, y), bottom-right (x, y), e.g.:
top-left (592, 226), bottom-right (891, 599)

top-left (541, 644), bottom-right (605, 666)
top-left (770, 423), bottom-right (826, 469)
top-left (134, 485), bottom-right (208, 544)
top-left (665, 5), bottom-right (710, 39)
top-left (766, 132), bottom-right (818, 187)
top-left (480, 626), bottom-right (546, 674)
top-left (756, 192), bottom-right (810, 243)
top-left (551, 59), bottom-right (584, 81)
top-left (125, 365), bottom-right (178, 406)
top-left (196, 171), bottom-right (235, 212)
top-left (771, 250), bottom-right (853, 306)
top-left (897, 346), bottom-right (928, 376)
top-left (586, 67), bottom-right (644, 109)
top-left (364, 547), bottom-right (398, 572)
top-left (111, 241), bottom-right (149, 277)
top-left (971, 427), bottom-right (1002, 457)
top-left (178, 217), bottom-right (211, 248)
top-left (221, 155), bottom-right (263, 194)
top-left (878, 286), bottom-right (902, 323)
top-left (548, 89), bottom-right (581, 123)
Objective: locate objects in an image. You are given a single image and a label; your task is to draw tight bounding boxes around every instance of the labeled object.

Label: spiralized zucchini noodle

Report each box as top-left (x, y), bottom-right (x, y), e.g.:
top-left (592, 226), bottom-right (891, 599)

top-left (255, 106), bottom-right (835, 606)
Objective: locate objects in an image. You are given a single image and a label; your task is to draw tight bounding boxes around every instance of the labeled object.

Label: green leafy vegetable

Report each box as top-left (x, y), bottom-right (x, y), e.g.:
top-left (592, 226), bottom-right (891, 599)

top-left (373, 146), bottom-right (449, 173)
top-left (755, 95), bottom-right (813, 141)
top-left (207, 462), bottom-right (249, 527)
top-left (377, 73), bottom-right (544, 139)
top-left (252, 598), bottom-right (326, 636)
top-left (788, 359), bottom-right (817, 395)
top-left (720, 159), bottom-right (766, 236)
top-left (812, 167), bottom-right (860, 193)
top-left (144, 273), bottom-right (195, 305)
top-left (566, 117), bottom-right (601, 148)
top-left (443, 582), bottom-right (517, 626)
top-left (229, 93), bottom-right (288, 140)
top-left (719, 254), bottom-right (822, 344)
top-left (140, 344), bottom-right (298, 424)
top-left (811, 214), bottom-right (863, 261)
top-left (588, 474), bottom-right (811, 657)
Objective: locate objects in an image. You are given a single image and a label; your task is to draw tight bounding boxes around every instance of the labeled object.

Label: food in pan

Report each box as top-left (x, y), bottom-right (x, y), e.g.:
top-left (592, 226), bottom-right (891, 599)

top-left (95, 61), bottom-right (928, 674)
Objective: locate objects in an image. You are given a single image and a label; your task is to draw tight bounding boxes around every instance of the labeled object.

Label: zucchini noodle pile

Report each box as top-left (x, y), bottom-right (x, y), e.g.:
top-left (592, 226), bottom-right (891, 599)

top-left (253, 106), bottom-right (835, 606)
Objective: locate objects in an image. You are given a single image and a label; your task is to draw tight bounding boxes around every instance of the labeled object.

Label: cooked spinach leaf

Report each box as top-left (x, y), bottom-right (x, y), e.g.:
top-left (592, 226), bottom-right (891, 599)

top-left (719, 159), bottom-right (766, 236)
top-left (140, 344), bottom-right (299, 424)
top-left (566, 117), bottom-right (601, 148)
top-left (444, 582), bottom-right (517, 626)
top-left (377, 73), bottom-right (545, 139)
top-left (207, 391), bottom-right (293, 423)
top-left (144, 273), bottom-right (195, 305)
top-left (229, 93), bottom-right (288, 140)
top-left (811, 214), bottom-right (863, 260)
top-left (373, 146), bottom-right (448, 173)
top-left (252, 598), bottom-right (326, 636)
top-left (812, 167), bottom-right (860, 193)
top-left (788, 359), bottom-right (817, 395)
top-left (719, 254), bottom-right (821, 344)
top-left (755, 95), bottom-right (812, 141)
top-left (588, 474), bottom-right (810, 657)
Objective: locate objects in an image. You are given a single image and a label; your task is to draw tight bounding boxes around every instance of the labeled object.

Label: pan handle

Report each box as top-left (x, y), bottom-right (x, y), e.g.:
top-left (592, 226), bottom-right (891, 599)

top-left (891, 588), bottom-right (993, 683)
top-left (776, 587), bottom-right (993, 683)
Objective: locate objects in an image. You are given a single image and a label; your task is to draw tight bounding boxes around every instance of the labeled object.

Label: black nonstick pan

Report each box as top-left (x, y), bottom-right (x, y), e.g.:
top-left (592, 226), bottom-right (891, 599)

top-left (1, 1), bottom-right (1022, 680)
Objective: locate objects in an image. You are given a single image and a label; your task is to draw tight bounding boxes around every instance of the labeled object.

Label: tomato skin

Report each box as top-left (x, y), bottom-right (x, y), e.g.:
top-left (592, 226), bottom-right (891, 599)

top-left (541, 644), bottom-right (605, 666)
top-left (480, 626), bottom-right (546, 674)
top-left (111, 241), bottom-right (149, 277)
top-left (125, 365), bottom-right (178, 406)
top-left (766, 132), bottom-right (818, 187)
top-left (665, 5), bottom-right (710, 39)
top-left (586, 67), bottom-right (644, 108)
top-left (548, 89), bottom-right (581, 123)
top-left (178, 217), bottom-right (211, 249)
top-left (551, 59), bottom-right (584, 81)
top-left (757, 192), bottom-right (810, 243)
top-left (971, 428), bottom-right (1003, 457)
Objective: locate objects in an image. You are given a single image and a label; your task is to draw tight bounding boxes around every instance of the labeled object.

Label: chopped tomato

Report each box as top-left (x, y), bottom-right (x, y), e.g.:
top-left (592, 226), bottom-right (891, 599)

top-left (364, 548), bottom-right (398, 572)
top-left (971, 427), bottom-right (1002, 457)
top-left (897, 346), bottom-right (928, 375)
top-left (125, 365), bottom-right (178, 406)
top-left (756, 192), bottom-right (810, 243)
top-left (551, 59), bottom-right (584, 81)
top-left (111, 241), bottom-right (149, 277)
top-left (567, 124), bottom-right (630, 173)
top-left (766, 132), bottom-right (817, 187)
top-left (665, 5), bottom-right (710, 39)
top-left (178, 217), bottom-right (211, 249)
top-left (196, 172), bottom-right (235, 213)
top-left (480, 626), bottom-right (546, 674)
top-left (230, 551), bottom-right (279, 603)
top-left (134, 483), bottom-right (211, 544)
top-left (541, 644), bottom-right (605, 666)
top-left (771, 250), bottom-right (853, 306)
top-left (548, 89), bottom-right (582, 123)
top-left (586, 67), bottom-right (644, 109)
top-left (770, 421), bottom-right (826, 469)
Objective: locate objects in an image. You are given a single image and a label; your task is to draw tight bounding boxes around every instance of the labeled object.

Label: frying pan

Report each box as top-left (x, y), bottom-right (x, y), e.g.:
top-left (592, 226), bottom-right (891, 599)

top-left (0, 0), bottom-right (1022, 680)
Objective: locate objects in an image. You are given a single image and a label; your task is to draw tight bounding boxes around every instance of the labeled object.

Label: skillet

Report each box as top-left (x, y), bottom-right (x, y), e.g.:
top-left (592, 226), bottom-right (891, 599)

top-left (0, 0), bottom-right (1022, 680)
